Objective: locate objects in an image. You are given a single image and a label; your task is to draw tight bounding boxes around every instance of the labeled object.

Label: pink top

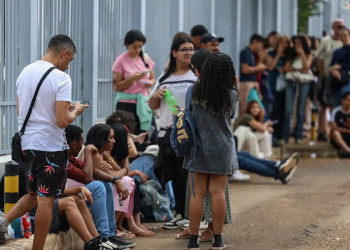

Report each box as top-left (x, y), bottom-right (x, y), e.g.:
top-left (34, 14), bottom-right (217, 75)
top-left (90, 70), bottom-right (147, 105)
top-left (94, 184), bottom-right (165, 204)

top-left (112, 52), bottom-right (155, 103)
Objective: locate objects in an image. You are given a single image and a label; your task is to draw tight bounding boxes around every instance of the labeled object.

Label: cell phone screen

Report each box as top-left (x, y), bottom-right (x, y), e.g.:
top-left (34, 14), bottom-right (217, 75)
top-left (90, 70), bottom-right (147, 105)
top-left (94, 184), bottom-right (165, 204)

top-left (143, 125), bottom-right (155, 144)
top-left (80, 101), bottom-right (91, 105)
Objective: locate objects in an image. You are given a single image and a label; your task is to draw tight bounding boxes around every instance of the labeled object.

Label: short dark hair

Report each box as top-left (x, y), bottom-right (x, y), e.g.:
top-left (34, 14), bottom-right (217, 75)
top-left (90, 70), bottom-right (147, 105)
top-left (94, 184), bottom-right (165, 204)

top-left (85, 124), bottom-right (111, 150)
top-left (342, 91), bottom-right (350, 100)
top-left (339, 27), bottom-right (350, 36)
top-left (267, 31), bottom-right (278, 37)
top-left (105, 110), bottom-right (136, 134)
top-left (124, 29), bottom-right (146, 46)
top-left (190, 25), bottom-right (208, 37)
top-left (47, 34), bottom-right (77, 53)
top-left (191, 48), bottom-right (212, 74)
top-left (249, 34), bottom-right (265, 45)
top-left (65, 125), bottom-right (83, 145)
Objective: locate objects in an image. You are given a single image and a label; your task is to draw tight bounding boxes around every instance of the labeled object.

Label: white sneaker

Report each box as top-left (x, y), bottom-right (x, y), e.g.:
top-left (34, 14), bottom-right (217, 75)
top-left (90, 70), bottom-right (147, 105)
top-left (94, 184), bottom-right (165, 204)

top-left (163, 217), bottom-right (189, 230)
top-left (229, 170), bottom-right (250, 181)
top-left (182, 220), bottom-right (208, 230)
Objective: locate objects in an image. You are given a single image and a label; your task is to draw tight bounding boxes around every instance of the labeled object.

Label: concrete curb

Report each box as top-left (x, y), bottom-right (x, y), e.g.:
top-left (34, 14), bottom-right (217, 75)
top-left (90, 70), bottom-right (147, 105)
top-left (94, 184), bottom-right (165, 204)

top-left (2, 229), bottom-right (84, 250)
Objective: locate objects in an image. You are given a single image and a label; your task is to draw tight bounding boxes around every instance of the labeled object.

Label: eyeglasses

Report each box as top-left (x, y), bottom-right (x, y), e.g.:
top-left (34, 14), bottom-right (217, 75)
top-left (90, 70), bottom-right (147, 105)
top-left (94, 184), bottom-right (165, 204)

top-left (178, 48), bottom-right (194, 53)
top-left (338, 25), bottom-right (345, 29)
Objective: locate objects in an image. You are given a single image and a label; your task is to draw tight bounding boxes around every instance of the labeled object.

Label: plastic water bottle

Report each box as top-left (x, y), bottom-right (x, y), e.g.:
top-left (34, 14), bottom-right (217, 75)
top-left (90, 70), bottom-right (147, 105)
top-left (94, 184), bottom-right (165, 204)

top-left (164, 90), bottom-right (178, 114)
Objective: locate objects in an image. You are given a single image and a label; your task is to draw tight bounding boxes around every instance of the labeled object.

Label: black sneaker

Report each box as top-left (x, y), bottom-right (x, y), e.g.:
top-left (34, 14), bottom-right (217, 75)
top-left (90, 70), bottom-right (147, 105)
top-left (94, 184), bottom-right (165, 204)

top-left (108, 236), bottom-right (136, 248)
top-left (84, 237), bottom-right (113, 250)
top-left (101, 237), bottom-right (129, 250)
top-left (186, 235), bottom-right (200, 250)
top-left (278, 152), bottom-right (300, 175)
top-left (163, 217), bottom-right (189, 230)
top-left (279, 166), bottom-right (298, 184)
top-left (338, 150), bottom-right (350, 158)
top-left (211, 234), bottom-right (226, 249)
top-left (317, 133), bottom-right (328, 142)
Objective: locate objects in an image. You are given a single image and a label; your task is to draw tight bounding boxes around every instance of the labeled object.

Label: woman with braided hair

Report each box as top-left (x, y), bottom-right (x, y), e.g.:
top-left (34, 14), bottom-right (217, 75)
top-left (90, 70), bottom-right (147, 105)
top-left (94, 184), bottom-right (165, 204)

top-left (184, 52), bottom-right (238, 250)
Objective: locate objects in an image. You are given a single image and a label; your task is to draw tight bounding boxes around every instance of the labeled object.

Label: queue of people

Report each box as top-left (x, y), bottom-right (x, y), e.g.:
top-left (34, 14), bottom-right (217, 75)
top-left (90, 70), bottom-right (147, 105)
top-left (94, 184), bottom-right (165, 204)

top-left (235, 19), bottom-right (350, 159)
top-left (9, 20), bottom-right (350, 250)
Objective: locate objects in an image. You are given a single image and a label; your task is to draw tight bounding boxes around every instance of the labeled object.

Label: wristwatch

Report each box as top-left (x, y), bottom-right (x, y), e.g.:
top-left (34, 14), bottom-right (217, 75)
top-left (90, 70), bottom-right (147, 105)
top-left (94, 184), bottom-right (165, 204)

top-left (111, 176), bottom-right (121, 183)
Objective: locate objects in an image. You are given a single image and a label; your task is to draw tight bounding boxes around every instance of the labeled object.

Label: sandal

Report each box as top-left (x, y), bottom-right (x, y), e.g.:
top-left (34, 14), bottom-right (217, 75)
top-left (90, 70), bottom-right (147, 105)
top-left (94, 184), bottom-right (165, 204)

top-left (116, 230), bottom-right (135, 239)
top-left (199, 228), bottom-right (213, 242)
top-left (175, 228), bottom-right (190, 239)
top-left (134, 230), bottom-right (154, 237)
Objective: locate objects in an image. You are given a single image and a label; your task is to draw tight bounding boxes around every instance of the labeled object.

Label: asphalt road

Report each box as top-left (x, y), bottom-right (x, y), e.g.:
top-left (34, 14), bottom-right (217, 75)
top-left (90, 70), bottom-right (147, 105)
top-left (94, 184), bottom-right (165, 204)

top-left (134, 158), bottom-right (350, 250)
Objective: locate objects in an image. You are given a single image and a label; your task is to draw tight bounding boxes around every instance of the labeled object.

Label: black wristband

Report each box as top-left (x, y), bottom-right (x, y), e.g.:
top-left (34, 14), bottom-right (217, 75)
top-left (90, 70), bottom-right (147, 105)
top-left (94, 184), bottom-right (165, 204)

top-left (111, 176), bottom-right (121, 183)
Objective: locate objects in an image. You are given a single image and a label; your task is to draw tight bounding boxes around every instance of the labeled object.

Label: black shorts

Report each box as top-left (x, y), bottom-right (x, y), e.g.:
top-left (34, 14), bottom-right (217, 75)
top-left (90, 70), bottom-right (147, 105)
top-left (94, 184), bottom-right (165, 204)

top-left (23, 150), bottom-right (68, 197)
top-left (49, 199), bottom-right (70, 234)
top-left (331, 133), bottom-right (350, 149)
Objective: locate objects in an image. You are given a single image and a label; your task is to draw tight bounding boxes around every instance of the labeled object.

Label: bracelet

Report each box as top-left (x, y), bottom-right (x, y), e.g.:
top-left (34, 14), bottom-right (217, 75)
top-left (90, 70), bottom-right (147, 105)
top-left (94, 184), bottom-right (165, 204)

top-left (111, 176), bottom-right (120, 183)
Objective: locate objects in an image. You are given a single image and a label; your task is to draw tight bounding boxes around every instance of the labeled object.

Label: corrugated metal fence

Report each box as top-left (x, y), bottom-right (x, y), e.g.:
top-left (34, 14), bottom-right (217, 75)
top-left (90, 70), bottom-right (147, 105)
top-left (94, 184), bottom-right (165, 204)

top-left (0, 0), bottom-right (299, 155)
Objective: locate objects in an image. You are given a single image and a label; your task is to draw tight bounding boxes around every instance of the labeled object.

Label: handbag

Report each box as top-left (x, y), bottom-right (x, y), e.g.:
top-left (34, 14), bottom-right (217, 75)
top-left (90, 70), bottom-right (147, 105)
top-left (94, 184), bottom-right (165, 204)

top-left (285, 58), bottom-right (314, 83)
top-left (330, 69), bottom-right (350, 90)
top-left (276, 74), bottom-right (287, 91)
top-left (11, 67), bottom-right (55, 163)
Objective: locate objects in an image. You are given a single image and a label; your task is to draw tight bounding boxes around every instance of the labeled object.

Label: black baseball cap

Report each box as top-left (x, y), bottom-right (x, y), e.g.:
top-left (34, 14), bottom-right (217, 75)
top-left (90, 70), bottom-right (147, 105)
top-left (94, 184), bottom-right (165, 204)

top-left (200, 33), bottom-right (224, 44)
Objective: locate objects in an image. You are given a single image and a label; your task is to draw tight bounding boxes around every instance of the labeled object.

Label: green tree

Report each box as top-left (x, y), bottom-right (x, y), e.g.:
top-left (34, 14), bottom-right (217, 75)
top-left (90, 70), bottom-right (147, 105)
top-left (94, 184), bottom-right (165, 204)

top-left (298, 0), bottom-right (321, 33)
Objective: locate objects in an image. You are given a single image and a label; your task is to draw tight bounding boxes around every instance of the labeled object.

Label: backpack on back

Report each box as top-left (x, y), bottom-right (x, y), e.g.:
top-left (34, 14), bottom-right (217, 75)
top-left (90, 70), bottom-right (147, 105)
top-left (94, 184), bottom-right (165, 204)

top-left (170, 85), bottom-right (196, 196)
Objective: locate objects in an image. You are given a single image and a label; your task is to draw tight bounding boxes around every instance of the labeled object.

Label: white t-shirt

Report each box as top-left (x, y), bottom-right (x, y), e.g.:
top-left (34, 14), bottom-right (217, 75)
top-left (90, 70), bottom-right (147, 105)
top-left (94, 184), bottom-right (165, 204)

top-left (17, 60), bottom-right (72, 151)
top-left (315, 36), bottom-right (343, 76)
top-left (151, 70), bottom-right (197, 128)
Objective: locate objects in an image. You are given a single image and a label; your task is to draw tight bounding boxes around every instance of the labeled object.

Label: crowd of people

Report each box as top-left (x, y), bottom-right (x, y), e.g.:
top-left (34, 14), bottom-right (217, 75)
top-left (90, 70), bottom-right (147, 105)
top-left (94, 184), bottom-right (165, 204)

top-left (0, 19), bottom-right (349, 249)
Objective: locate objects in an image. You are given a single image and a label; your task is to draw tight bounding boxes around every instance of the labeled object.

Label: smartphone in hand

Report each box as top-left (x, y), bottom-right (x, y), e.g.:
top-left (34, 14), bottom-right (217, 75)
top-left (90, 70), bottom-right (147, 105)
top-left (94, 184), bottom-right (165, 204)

top-left (80, 100), bottom-right (91, 106)
top-left (142, 125), bottom-right (155, 144)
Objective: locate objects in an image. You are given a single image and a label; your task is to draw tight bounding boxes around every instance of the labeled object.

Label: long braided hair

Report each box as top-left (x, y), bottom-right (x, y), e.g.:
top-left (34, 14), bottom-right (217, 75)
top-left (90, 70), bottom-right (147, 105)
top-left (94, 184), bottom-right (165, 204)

top-left (192, 52), bottom-right (238, 117)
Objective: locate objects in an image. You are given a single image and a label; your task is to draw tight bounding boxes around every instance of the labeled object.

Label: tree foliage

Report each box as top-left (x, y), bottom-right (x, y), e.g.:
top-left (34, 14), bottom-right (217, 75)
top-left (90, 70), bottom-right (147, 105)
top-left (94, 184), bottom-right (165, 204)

top-left (298, 0), bottom-right (321, 33)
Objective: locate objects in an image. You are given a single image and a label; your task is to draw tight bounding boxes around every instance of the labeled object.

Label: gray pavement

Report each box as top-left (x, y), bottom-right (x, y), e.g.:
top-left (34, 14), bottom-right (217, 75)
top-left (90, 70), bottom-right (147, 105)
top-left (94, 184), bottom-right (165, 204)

top-left (132, 158), bottom-right (350, 249)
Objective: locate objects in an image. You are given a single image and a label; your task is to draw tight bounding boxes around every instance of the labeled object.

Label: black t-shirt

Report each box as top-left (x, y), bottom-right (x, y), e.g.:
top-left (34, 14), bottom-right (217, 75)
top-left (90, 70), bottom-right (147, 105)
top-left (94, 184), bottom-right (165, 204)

top-left (330, 106), bottom-right (350, 129)
top-left (239, 47), bottom-right (256, 82)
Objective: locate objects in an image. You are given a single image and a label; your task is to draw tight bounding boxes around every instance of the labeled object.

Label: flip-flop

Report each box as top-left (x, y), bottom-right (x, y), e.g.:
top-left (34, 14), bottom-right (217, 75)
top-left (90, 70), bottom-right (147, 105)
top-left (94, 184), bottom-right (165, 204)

top-left (116, 230), bottom-right (135, 239)
top-left (135, 231), bottom-right (154, 237)
top-left (175, 231), bottom-right (190, 239)
top-left (199, 228), bottom-right (213, 242)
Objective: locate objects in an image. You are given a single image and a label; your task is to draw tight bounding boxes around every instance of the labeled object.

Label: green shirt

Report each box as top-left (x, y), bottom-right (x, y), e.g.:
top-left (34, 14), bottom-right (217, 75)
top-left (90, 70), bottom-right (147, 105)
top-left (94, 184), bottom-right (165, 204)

top-left (233, 113), bottom-right (254, 131)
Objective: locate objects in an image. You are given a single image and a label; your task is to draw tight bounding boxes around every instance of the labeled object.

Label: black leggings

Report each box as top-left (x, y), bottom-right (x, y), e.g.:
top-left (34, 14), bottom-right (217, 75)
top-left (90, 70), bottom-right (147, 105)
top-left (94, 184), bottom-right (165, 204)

top-left (154, 128), bottom-right (188, 218)
top-left (133, 180), bottom-right (141, 214)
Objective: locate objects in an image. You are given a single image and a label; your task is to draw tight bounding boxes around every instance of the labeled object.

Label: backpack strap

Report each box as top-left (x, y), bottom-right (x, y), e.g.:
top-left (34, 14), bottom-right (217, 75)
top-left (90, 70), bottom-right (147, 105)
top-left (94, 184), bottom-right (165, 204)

top-left (185, 84), bottom-right (194, 111)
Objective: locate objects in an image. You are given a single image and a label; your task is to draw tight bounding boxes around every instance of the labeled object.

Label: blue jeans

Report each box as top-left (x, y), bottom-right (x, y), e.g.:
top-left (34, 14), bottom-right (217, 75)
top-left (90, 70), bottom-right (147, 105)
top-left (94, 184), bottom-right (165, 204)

top-left (85, 181), bottom-right (116, 238)
top-left (237, 151), bottom-right (279, 179)
top-left (283, 81), bottom-right (310, 141)
top-left (130, 154), bottom-right (157, 183)
top-left (333, 82), bottom-right (350, 107)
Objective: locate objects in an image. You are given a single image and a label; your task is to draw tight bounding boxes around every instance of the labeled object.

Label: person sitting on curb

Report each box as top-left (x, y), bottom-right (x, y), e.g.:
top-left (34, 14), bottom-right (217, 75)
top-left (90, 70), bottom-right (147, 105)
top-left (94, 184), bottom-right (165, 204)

top-left (65, 125), bottom-right (136, 248)
top-left (0, 186), bottom-right (120, 250)
top-left (330, 91), bottom-right (350, 157)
